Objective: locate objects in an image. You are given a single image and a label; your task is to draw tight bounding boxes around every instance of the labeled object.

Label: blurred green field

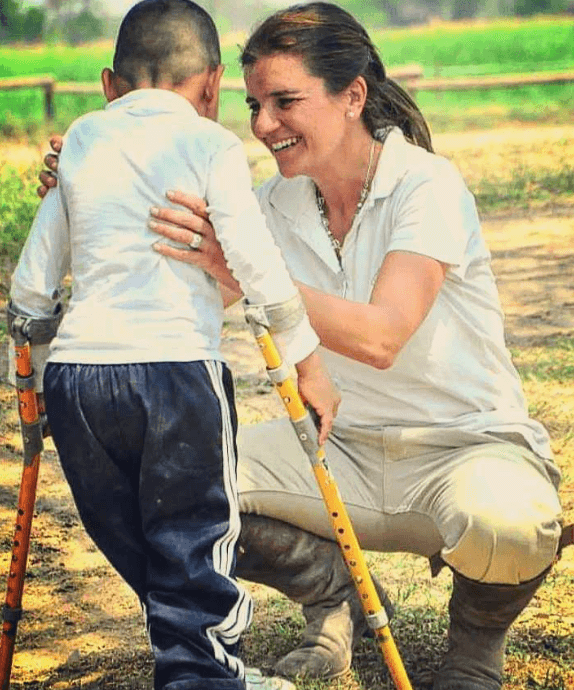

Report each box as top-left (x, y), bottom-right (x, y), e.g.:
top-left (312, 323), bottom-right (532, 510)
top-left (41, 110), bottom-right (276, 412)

top-left (1, 15), bottom-right (573, 138)
top-left (369, 16), bottom-right (574, 75)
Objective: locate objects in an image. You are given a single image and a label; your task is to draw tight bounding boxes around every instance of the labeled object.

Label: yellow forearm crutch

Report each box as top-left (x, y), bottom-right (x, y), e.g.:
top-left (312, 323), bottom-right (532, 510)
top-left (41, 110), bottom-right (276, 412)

top-left (245, 306), bottom-right (413, 690)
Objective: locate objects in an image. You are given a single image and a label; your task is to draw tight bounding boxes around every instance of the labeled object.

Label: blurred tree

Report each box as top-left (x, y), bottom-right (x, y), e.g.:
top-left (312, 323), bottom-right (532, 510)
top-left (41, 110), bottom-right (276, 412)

top-left (451, 0), bottom-right (480, 18)
top-left (0, 0), bottom-right (21, 40)
top-left (360, 0), bottom-right (481, 25)
top-left (43, 0), bottom-right (107, 44)
top-left (0, 0), bottom-right (45, 41)
top-left (63, 8), bottom-right (104, 44)
top-left (22, 8), bottom-right (45, 41)
top-left (514, 0), bottom-right (569, 14)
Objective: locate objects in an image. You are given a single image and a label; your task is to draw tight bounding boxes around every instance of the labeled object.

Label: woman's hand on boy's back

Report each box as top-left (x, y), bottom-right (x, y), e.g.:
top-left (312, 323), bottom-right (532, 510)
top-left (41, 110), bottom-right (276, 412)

top-left (149, 191), bottom-right (242, 296)
top-left (37, 135), bottom-right (63, 198)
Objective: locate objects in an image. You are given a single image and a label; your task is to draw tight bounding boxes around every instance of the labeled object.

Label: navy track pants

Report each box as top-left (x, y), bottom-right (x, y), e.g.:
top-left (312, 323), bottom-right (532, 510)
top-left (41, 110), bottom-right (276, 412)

top-left (44, 360), bottom-right (252, 690)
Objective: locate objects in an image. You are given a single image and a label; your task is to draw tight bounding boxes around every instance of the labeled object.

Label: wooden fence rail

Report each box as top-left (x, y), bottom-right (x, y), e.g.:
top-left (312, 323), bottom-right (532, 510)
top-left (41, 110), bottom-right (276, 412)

top-left (0, 65), bottom-right (424, 121)
top-left (0, 74), bottom-right (56, 119)
top-left (405, 70), bottom-right (574, 98)
top-left (2, 66), bottom-right (574, 122)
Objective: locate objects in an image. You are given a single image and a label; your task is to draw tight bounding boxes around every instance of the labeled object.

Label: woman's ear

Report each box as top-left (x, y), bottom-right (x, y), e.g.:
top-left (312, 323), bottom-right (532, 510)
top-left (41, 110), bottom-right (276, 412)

top-left (346, 75), bottom-right (368, 117)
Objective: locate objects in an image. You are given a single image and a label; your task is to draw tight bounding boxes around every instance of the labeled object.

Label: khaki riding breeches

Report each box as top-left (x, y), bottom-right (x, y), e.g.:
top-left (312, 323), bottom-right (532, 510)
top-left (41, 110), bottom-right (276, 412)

top-left (238, 420), bottom-right (562, 585)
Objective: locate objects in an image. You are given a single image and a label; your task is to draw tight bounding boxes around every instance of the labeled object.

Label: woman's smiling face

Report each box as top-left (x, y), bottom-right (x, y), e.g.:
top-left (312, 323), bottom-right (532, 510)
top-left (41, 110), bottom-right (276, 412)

top-left (244, 53), bottom-right (352, 180)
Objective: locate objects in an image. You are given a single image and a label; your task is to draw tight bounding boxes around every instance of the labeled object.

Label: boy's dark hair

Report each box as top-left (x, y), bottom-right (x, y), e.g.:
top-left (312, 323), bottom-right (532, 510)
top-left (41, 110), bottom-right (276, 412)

top-left (113, 0), bottom-right (221, 88)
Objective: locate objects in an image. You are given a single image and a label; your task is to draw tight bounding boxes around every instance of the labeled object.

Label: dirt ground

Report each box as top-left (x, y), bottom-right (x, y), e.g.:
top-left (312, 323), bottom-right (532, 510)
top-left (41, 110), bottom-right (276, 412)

top-left (0, 124), bottom-right (573, 689)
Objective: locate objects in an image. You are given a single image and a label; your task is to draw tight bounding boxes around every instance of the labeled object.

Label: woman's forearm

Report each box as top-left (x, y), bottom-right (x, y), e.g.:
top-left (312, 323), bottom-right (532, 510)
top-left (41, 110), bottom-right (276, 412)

top-left (295, 282), bottom-right (408, 369)
top-left (294, 252), bottom-right (446, 369)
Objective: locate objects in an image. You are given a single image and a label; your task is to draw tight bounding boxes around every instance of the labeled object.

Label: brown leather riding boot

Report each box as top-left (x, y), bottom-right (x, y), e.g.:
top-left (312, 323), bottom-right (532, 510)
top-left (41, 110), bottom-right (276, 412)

top-left (237, 513), bottom-right (394, 680)
top-left (433, 568), bottom-right (549, 690)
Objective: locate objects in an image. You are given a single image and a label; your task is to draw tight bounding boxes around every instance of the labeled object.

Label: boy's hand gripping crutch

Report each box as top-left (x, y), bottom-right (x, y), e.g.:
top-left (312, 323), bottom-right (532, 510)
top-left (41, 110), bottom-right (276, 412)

top-left (244, 304), bottom-right (413, 690)
top-left (0, 306), bottom-right (60, 690)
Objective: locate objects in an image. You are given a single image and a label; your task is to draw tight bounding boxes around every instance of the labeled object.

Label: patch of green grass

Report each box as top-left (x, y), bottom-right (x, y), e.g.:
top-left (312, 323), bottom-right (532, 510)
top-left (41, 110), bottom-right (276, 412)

top-left (511, 338), bottom-right (574, 383)
top-left (0, 165), bottom-right (41, 265)
top-left (423, 82), bottom-right (574, 133)
top-left (0, 43), bottom-right (113, 81)
top-left (508, 626), bottom-right (574, 690)
top-left (472, 164), bottom-right (574, 214)
top-left (371, 17), bottom-right (574, 70)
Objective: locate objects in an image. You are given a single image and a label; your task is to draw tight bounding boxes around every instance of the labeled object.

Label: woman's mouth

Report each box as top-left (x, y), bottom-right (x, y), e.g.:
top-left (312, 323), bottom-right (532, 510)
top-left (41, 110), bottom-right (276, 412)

top-left (270, 137), bottom-right (301, 153)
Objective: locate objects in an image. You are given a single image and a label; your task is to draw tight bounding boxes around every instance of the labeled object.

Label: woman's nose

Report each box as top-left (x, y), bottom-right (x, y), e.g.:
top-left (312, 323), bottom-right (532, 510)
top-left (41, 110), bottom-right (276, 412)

top-left (251, 106), bottom-right (279, 138)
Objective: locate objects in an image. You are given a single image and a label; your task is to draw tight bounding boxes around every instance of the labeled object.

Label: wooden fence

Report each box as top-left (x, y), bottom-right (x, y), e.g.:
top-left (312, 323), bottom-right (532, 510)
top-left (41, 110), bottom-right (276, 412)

top-left (405, 69), bottom-right (574, 99)
top-left (0, 65), bottom-right (423, 121)
top-left (2, 65), bottom-right (574, 121)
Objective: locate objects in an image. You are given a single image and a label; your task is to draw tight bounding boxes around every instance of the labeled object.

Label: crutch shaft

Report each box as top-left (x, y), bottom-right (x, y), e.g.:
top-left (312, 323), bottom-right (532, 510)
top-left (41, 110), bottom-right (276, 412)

top-left (248, 324), bottom-right (412, 690)
top-left (0, 342), bottom-right (42, 690)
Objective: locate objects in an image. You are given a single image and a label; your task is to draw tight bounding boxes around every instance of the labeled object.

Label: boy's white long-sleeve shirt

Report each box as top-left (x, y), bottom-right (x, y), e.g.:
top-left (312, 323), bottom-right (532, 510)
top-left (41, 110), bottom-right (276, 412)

top-left (10, 89), bottom-right (318, 368)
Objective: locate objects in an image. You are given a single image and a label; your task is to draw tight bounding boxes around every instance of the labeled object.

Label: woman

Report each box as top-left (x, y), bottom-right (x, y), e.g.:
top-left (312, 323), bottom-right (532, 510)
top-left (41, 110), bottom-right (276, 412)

top-left (39, 4), bottom-right (563, 689)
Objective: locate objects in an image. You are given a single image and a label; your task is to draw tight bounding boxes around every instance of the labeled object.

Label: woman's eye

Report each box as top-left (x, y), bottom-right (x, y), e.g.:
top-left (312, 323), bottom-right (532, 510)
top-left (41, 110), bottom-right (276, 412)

top-left (246, 101), bottom-right (260, 116)
top-left (277, 97), bottom-right (296, 109)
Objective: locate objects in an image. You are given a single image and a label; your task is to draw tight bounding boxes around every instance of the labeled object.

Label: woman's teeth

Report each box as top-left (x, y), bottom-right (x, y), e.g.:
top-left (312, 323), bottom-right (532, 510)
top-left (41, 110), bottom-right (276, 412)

top-left (271, 137), bottom-right (300, 152)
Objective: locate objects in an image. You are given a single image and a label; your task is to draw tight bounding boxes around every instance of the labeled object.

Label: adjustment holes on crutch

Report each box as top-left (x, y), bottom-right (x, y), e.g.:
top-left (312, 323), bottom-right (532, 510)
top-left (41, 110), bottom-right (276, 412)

top-left (331, 511), bottom-right (339, 518)
top-left (13, 540), bottom-right (19, 548)
top-left (350, 559), bottom-right (357, 566)
top-left (337, 527), bottom-right (345, 535)
top-left (18, 509), bottom-right (24, 516)
top-left (15, 525), bottom-right (22, 532)
top-left (343, 544), bottom-right (352, 551)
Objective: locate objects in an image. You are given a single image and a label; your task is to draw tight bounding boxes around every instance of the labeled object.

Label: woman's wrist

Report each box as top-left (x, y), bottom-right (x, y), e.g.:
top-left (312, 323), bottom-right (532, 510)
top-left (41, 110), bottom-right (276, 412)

top-left (294, 348), bottom-right (321, 375)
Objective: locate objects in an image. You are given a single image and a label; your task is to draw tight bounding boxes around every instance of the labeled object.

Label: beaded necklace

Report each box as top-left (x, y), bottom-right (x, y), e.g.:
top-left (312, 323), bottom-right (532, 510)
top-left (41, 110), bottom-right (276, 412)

top-left (315, 138), bottom-right (376, 261)
top-left (315, 126), bottom-right (393, 262)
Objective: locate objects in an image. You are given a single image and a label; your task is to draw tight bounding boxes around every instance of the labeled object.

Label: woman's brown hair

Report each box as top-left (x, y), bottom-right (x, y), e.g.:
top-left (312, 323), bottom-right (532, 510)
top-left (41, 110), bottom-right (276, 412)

top-left (241, 1), bottom-right (433, 152)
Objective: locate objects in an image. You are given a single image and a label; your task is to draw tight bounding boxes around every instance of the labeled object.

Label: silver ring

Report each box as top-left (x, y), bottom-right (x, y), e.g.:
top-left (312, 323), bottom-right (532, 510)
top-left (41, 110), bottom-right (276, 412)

top-left (188, 232), bottom-right (203, 251)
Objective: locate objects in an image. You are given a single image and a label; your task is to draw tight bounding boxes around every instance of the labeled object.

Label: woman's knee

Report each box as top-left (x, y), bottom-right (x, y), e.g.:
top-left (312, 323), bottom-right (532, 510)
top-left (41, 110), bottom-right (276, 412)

top-left (441, 508), bottom-right (561, 584)
top-left (436, 446), bottom-right (562, 583)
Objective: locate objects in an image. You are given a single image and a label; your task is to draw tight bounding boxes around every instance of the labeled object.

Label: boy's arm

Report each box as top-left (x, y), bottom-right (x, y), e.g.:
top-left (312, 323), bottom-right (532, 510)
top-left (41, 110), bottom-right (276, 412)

top-left (205, 139), bottom-right (339, 440)
top-left (9, 186), bottom-right (71, 392)
top-left (205, 139), bottom-right (319, 367)
top-left (11, 184), bottom-right (70, 316)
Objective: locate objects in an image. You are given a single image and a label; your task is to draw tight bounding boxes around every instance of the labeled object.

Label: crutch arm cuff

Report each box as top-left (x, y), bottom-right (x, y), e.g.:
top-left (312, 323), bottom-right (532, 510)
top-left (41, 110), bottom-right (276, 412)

top-left (7, 301), bottom-right (62, 346)
top-left (243, 295), bottom-right (319, 366)
top-left (243, 294), bottom-right (305, 334)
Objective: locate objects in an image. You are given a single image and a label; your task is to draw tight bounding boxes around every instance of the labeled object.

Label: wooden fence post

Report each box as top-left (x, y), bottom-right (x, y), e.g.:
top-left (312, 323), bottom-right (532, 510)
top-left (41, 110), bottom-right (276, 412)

top-left (43, 82), bottom-right (54, 120)
top-left (0, 75), bottom-right (56, 123)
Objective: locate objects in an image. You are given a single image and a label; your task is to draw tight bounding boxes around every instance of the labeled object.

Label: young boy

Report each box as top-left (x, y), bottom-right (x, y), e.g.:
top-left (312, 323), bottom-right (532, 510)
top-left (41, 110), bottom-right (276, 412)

top-left (8, 1), bottom-right (339, 689)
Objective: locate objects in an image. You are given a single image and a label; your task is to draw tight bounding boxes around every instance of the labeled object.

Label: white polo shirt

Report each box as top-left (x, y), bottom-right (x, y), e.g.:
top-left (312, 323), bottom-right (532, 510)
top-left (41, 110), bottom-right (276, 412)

top-left (256, 128), bottom-right (552, 458)
top-left (11, 89), bottom-right (318, 368)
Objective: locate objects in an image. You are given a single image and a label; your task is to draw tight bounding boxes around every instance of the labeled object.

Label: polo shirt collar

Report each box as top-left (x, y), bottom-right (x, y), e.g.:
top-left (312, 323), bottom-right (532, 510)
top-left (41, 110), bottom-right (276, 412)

top-left (368, 127), bottom-right (409, 201)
